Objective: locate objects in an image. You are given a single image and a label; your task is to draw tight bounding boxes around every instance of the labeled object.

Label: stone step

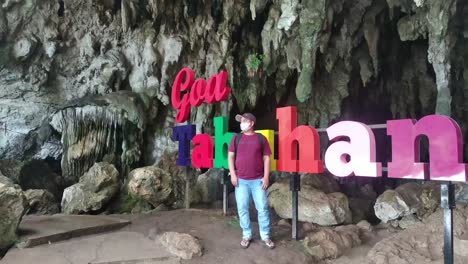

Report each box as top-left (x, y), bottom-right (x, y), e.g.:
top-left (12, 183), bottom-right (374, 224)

top-left (90, 256), bottom-right (181, 264)
top-left (16, 214), bottom-right (131, 248)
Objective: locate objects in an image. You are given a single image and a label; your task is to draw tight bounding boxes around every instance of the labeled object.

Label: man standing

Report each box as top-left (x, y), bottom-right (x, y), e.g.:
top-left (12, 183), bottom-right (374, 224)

top-left (228, 113), bottom-right (275, 249)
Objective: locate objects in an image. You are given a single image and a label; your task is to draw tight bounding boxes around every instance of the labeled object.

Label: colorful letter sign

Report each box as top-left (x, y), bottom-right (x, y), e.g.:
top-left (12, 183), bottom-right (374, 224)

top-left (213, 116), bottom-right (234, 169)
top-left (171, 68), bottom-right (231, 123)
top-left (192, 134), bottom-right (214, 168)
top-left (169, 68), bottom-right (468, 182)
top-left (387, 115), bottom-right (468, 182)
top-left (171, 124), bottom-right (196, 166)
top-left (276, 107), bottom-right (323, 173)
top-left (325, 121), bottom-right (382, 177)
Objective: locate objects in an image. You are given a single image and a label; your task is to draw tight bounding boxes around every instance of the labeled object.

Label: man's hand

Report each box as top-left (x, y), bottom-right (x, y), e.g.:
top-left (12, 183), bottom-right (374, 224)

top-left (261, 177), bottom-right (269, 190)
top-left (231, 175), bottom-right (238, 187)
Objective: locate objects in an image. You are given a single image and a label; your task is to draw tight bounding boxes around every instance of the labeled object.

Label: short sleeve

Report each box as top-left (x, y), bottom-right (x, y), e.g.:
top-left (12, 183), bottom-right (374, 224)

top-left (228, 135), bottom-right (236, 152)
top-left (262, 135), bottom-right (272, 156)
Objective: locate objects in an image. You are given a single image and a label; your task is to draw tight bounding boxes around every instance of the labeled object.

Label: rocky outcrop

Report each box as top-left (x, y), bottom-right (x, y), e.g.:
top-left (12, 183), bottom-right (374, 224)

top-left (0, 181), bottom-right (28, 253)
top-left (303, 225), bottom-right (364, 260)
top-left (374, 182), bottom-right (440, 224)
top-left (268, 182), bottom-right (351, 226)
top-left (191, 169), bottom-right (224, 205)
top-left (0, 0), bottom-right (465, 167)
top-left (160, 232), bottom-right (203, 260)
top-left (127, 166), bottom-right (172, 208)
top-left (24, 189), bottom-right (60, 215)
top-left (366, 206), bottom-right (468, 264)
top-left (61, 162), bottom-right (120, 214)
top-left (301, 173), bottom-right (340, 194)
top-left (50, 91), bottom-right (147, 185)
top-left (374, 182), bottom-right (422, 223)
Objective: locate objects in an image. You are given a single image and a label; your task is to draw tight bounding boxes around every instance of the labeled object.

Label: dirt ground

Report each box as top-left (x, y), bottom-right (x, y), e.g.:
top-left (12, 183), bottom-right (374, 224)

top-left (123, 209), bottom-right (314, 264)
top-left (2, 209), bottom-right (392, 264)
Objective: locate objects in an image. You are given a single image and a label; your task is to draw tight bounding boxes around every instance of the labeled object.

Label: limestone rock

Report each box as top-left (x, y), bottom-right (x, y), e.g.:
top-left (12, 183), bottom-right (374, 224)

top-left (127, 166), bottom-right (172, 207)
top-left (374, 182), bottom-right (422, 223)
top-left (24, 189), bottom-right (60, 215)
top-left (303, 225), bottom-right (362, 260)
top-left (356, 220), bottom-right (373, 232)
top-left (416, 182), bottom-right (440, 219)
top-left (268, 182), bottom-right (351, 226)
top-left (50, 91), bottom-right (147, 185)
top-left (0, 175), bottom-right (14, 188)
top-left (0, 184), bottom-right (28, 252)
top-left (61, 162), bottom-right (120, 214)
top-left (13, 36), bottom-right (37, 61)
top-left (398, 214), bottom-right (419, 230)
top-left (192, 169), bottom-right (224, 205)
top-left (159, 232), bottom-right (203, 260)
top-left (301, 173), bottom-right (340, 194)
top-left (154, 153), bottom-right (186, 206)
top-left (366, 206), bottom-right (468, 264)
top-left (455, 183), bottom-right (468, 204)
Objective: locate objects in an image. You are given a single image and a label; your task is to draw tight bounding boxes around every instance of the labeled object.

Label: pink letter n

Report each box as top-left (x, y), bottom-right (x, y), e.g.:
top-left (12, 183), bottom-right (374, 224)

top-left (387, 115), bottom-right (467, 182)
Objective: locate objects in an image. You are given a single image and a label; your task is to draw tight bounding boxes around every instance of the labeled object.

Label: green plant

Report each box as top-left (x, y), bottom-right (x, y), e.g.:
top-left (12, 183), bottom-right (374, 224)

top-left (247, 53), bottom-right (266, 71)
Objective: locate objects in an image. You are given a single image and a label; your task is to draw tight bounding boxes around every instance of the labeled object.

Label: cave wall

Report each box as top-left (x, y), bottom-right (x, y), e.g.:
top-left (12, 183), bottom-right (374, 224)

top-left (0, 0), bottom-right (466, 178)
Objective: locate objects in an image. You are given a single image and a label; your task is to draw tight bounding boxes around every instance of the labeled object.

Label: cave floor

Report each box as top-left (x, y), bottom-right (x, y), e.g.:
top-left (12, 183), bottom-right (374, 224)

top-left (1, 209), bottom-right (385, 264)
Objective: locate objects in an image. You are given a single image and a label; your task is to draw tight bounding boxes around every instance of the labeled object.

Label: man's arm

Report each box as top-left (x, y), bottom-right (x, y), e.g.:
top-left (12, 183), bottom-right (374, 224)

top-left (261, 155), bottom-right (270, 190)
top-left (228, 151), bottom-right (238, 187)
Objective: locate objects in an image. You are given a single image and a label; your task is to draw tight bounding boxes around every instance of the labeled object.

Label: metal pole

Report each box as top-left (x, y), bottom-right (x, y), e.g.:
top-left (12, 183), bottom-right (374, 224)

top-left (185, 166), bottom-right (191, 209)
top-left (222, 99), bottom-right (229, 215)
top-left (222, 170), bottom-right (229, 215)
top-left (290, 173), bottom-right (300, 240)
top-left (441, 182), bottom-right (455, 264)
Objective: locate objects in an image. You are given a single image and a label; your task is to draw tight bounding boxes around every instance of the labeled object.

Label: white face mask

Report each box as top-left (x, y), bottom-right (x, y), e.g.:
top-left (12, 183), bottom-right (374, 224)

top-left (240, 122), bottom-right (251, 132)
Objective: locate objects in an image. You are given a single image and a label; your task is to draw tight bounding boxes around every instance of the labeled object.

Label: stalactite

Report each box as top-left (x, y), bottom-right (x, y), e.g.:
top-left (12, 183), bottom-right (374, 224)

top-left (50, 92), bottom-right (147, 185)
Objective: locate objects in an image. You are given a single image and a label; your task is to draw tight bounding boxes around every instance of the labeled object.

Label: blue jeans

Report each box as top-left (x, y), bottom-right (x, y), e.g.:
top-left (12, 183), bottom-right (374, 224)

top-left (235, 178), bottom-right (270, 240)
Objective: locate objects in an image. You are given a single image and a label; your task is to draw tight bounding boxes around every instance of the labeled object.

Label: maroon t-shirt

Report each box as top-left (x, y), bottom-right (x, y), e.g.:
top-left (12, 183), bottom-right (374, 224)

top-left (228, 133), bottom-right (272, 180)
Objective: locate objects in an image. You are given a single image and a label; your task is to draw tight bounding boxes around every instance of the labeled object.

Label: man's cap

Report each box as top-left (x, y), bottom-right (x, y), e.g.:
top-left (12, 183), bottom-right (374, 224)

top-left (235, 113), bottom-right (256, 123)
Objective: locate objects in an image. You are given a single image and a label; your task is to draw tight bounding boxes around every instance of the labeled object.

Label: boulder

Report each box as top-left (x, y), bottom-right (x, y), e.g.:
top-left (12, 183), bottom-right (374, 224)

top-left (416, 182), bottom-right (440, 219)
top-left (127, 166), bottom-right (172, 207)
top-left (268, 182), bottom-right (352, 226)
top-left (455, 182), bottom-right (468, 204)
top-left (0, 183), bottom-right (28, 252)
top-left (366, 207), bottom-right (468, 264)
top-left (155, 153), bottom-right (192, 207)
top-left (25, 189), bottom-right (60, 215)
top-left (374, 182), bottom-right (422, 223)
top-left (0, 175), bottom-right (15, 187)
top-left (61, 162), bottom-right (120, 214)
top-left (301, 173), bottom-right (340, 194)
top-left (303, 225), bottom-right (362, 260)
top-left (398, 214), bottom-right (419, 229)
top-left (191, 169), bottom-right (224, 205)
top-left (159, 232), bottom-right (203, 260)
top-left (109, 190), bottom-right (155, 214)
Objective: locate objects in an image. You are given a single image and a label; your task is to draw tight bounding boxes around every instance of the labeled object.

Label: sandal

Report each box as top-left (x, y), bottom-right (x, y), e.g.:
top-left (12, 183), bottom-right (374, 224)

top-left (263, 238), bottom-right (275, 249)
top-left (240, 237), bottom-right (251, 249)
